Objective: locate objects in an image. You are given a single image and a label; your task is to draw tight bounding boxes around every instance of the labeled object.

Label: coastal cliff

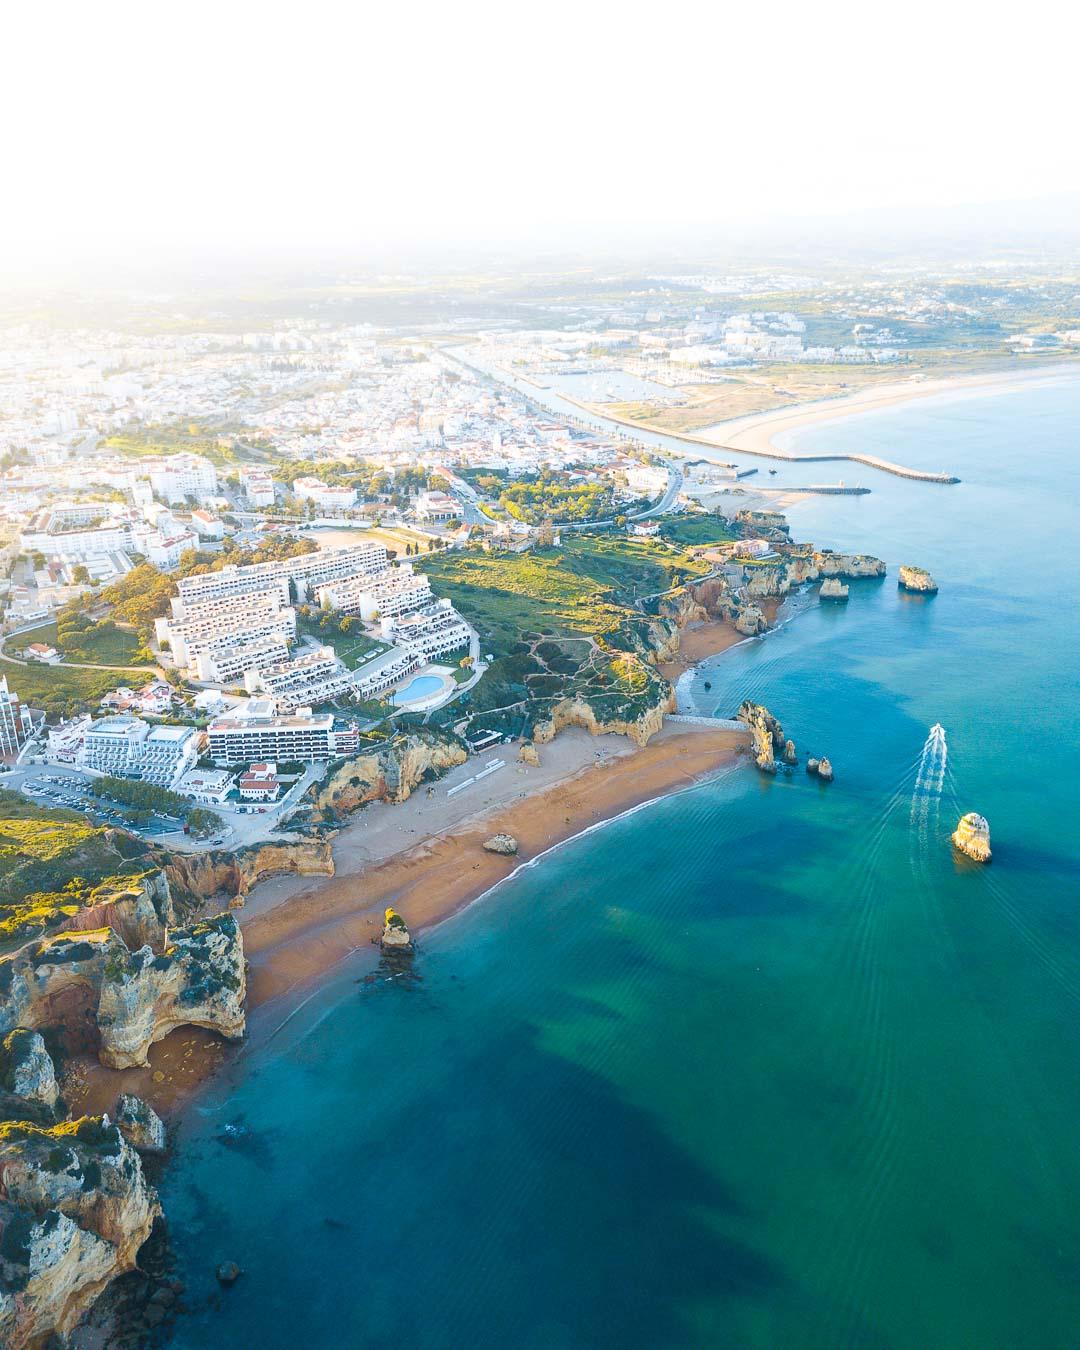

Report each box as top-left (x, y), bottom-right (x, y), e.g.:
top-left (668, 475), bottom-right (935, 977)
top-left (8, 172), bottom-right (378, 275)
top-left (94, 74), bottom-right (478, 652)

top-left (310, 730), bottom-right (468, 823)
top-left (163, 838), bottom-right (335, 904)
top-left (0, 1114), bottom-right (160, 1348)
top-left (533, 683), bottom-right (675, 748)
top-left (0, 914), bottom-right (246, 1069)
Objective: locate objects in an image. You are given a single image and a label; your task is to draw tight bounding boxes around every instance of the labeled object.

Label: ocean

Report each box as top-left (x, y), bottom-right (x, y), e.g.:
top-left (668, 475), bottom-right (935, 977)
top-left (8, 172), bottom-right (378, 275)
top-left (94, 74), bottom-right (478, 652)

top-left (161, 376), bottom-right (1080, 1348)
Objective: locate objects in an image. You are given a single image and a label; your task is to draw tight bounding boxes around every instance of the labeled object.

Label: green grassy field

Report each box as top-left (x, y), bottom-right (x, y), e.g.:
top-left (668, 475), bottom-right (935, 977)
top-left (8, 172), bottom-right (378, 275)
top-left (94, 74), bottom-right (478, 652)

top-left (0, 658), bottom-right (151, 720)
top-left (419, 533), bottom-right (709, 659)
top-left (333, 632), bottom-right (390, 670)
top-left (660, 515), bottom-right (740, 547)
top-left (9, 621), bottom-right (150, 668)
top-left (0, 790), bottom-right (157, 948)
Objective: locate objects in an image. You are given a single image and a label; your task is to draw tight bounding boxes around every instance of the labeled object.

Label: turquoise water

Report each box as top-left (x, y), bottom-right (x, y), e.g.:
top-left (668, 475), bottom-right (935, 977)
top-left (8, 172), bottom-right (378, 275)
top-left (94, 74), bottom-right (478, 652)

top-left (393, 674), bottom-right (444, 703)
top-left (162, 378), bottom-right (1080, 1348)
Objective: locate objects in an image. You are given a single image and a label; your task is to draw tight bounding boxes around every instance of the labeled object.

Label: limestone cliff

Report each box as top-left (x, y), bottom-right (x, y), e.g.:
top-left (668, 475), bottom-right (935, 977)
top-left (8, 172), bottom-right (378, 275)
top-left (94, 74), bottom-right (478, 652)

top-left (0, 1031), bottom-right (58, 1116)
top-left (737, 701), bottom-right (786, 774)
top-left (96, 914), bottom-right (246, 1069)
top-left (0, 914), bottom-right (246, 1070)
top-left (0, 1115), bottom-right (160, 1348)
top-left (533, 683), bottom-right (675, 748)
top-left (310, 730), bottom-right (468, 823)
top-left (163, 838), bottom-right (335, 904)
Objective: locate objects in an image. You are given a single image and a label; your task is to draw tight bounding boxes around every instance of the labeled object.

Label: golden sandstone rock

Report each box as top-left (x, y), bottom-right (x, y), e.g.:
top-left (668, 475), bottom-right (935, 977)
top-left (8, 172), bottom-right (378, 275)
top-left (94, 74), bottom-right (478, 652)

top-left (952, 812), bottom-right (991, 862)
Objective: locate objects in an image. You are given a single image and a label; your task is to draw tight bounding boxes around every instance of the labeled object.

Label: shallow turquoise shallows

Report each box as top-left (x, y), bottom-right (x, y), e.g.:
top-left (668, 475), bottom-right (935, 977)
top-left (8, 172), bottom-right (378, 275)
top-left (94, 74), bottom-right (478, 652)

top-left (392, 674), bottom-right (444, 703)
top-left (163, 377), bottom-right (1080, 1349)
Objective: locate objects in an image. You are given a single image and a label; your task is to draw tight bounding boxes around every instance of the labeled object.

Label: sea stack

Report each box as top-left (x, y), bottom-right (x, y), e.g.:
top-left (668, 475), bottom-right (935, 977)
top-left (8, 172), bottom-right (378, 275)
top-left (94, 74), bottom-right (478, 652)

top-left (782, 739), bottom-right (798, 765)
top-left (898, 565), bottom-right (939, 594)
top-left (381, 908), bottom-right (413, 949)
top-left (952, 812), bottom-right (991, 863)
top-left (737, 701), bottom-right (786, 775)
top-left (820, 578), bottom-right (849, 601)
top-left (807, 757), bottom-right (834, 782)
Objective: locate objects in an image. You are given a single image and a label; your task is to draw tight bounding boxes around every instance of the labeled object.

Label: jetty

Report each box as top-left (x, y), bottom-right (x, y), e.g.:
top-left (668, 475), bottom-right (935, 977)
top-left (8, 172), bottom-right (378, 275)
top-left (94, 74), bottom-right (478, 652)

top-left (713, 444), bottom-right (960, 484)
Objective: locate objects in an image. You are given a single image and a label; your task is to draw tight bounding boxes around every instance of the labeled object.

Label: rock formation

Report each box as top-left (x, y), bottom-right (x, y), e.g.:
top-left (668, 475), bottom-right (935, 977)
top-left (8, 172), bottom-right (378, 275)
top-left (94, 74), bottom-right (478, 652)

top-left (820, 578), bottom-right (849, 601)
top-left (0, 1115), bottom-right (160, 1348)
top-left (483, 834), bottom-right (519, 856)
top-left (807, 757), bottom-right (834, 782)
top-left (782, 739), bottom-right (798, 766)
top-left (163, 837), bottom-right (334, 904)
top-left (96, 914), bottom-right (246, 1070)
top-left (952, 812), bottom-right (991, 862)
top-left (380, 908), bottom-right (412, 950)
top-left (0, 1030), bottom-right (59, 1115)
top-left (532, 677), bottom-right (675, 748)
top-left (115, 1094), bottom-right (166, 1155)
top-left (518, 742), bottom-right (541, 767)
top-left (310, 731), bottom-right (468, 822)
top-left (0, 914), bottom-right (246, 1070)
top-left (898, 565), bottom-right (938, 594)
top-left (737, 701), bottom-right (786, 774)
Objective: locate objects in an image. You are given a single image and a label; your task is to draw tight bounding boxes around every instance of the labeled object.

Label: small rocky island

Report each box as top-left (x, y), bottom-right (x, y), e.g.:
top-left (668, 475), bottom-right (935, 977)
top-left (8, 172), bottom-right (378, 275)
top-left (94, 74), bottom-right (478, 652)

top-left (820, 578), bottom-right (849, 601)
top-left (952, 812), bottom-right (992, 862)
top-left (807, 757), bottom-right (834, 782)
top-left (898, 565), bottom-right (939, 594)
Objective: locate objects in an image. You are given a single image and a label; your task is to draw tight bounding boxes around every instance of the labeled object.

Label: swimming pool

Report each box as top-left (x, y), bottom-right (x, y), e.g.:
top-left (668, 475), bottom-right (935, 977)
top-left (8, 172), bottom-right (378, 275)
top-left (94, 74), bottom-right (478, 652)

top-left (393, 674), bottom-right (444, 703)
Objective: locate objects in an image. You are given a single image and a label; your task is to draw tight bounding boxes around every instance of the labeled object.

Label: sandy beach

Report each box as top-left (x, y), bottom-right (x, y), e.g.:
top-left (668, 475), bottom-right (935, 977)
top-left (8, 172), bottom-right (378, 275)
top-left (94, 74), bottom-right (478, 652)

top-left (70, 720), bottom-right (748, 1118)
top-left (694, 361), bottom-right (1080, 458)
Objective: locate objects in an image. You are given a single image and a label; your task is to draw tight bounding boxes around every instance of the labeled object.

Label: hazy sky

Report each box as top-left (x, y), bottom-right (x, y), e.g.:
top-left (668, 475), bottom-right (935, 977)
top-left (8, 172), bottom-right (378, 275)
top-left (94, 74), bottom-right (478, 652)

top-left (5, 1), bottom-right (1078, 269)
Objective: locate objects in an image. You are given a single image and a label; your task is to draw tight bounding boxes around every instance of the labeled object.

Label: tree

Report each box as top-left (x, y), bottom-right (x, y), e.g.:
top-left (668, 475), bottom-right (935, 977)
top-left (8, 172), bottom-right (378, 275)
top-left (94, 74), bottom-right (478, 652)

top-left (188, 808), bottom-right (223, 838)
top-left (72, 565), bottom-right (91, 585)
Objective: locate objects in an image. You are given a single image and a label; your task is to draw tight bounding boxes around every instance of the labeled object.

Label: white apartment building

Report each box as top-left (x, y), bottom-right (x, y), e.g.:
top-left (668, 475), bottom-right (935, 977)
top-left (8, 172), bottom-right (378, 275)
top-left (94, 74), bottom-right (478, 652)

top-left (190, 509), bottom-right (225, 540)
top-left (156, 596), bottom-right (296, 671)
top-left (0, 676), bottom-right (33, 756)
top-left (379, 600), bottom-right (471, 661)
top-left (207, 699), bottom-right (350, 765)
top-left (175, 767), bottom-right (233, 804)
top-left (173, 567), bottom-right (291, 614)
top-left (413, 490), bottom-right (458, 522)
top-left (172, 544), bottom-right (388, 612)
top-left (244, 645), bottom-right (344, 702)
top-left (351, 646), bottom-right (421, 699)
top-left (293, 476), bottom-right (357, 511)
top-left (315, 564), bottom-right (432, 621)
top-left (240, 466), bottom-right (275, 506)
top-left (194, 635), bottom-right (292, 684)
top-left (77, 715), bottom-right (200, 787)
top-left (147, 454), bottom-right (218, 504)
top-left (20, 514), bottom-right (135, 560)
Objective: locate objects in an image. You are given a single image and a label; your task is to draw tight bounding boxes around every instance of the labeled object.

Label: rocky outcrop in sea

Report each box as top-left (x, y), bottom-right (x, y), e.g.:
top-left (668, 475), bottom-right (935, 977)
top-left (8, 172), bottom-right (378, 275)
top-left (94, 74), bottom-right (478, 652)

top-left (952, 812), bottom-right (991, 862)
top-left (898, 565), bottom-right (939, 593)
top-left (737, 701), bottom-right (786, 774)
top-left (820, 578), bottom-right (849, 601)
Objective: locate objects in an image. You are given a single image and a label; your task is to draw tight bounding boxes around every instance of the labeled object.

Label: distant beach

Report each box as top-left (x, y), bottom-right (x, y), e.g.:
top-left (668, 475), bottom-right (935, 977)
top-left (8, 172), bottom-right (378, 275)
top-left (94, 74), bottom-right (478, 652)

top-left (696, 360), bottom-right (1080, 458)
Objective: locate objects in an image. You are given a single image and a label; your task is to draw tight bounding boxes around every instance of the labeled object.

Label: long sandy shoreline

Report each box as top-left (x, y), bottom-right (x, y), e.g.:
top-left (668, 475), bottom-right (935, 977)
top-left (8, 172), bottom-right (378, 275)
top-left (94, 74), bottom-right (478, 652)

top-left (71, 715), bottom-right (749, 1118)
top-left (700, 360), bottom-right (1080, 459)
